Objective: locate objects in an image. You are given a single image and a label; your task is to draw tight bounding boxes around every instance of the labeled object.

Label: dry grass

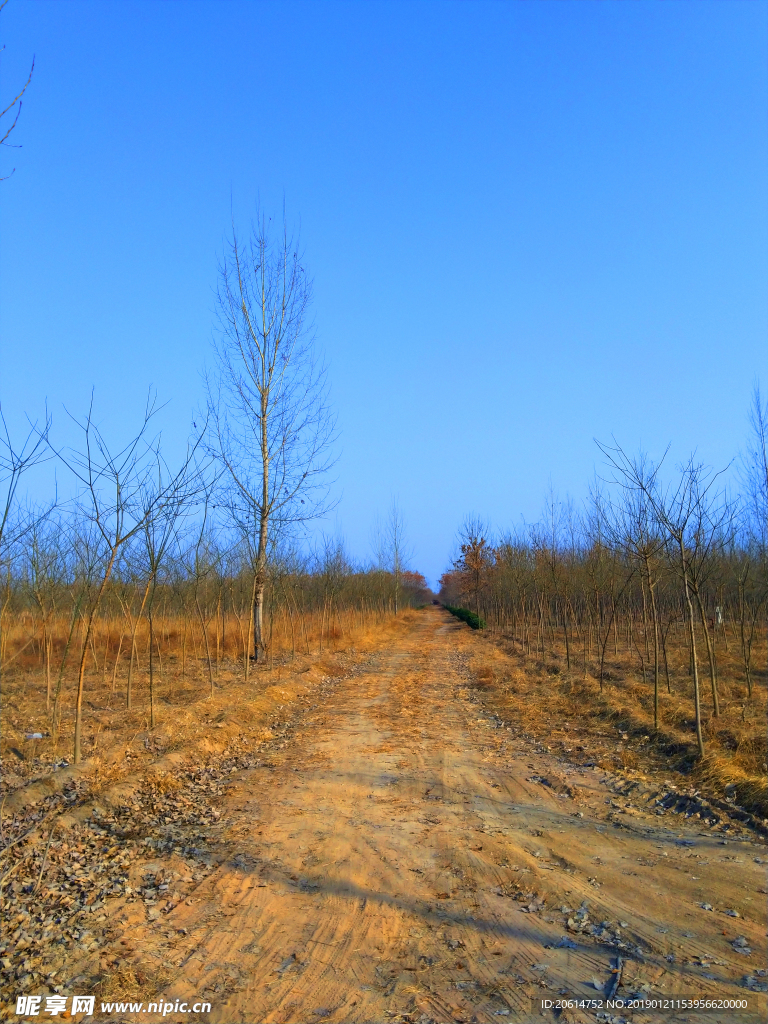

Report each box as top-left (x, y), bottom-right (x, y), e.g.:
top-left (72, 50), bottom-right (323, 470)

top-left (92, 966), bottom-right (153, 1002)
top-left (0, 606), bottom-right (417, 810)
top-left (465, 626), bottom-right (768, 820)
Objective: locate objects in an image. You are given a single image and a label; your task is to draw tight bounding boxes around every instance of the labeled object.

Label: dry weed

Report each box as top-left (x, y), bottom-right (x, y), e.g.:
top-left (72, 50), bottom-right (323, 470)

top-left (93, 967), bottom-right (151, 1002)
top-left (465, 626), bottom-right (767, 820)
top-left (473, 665), bottom-right (496, 688)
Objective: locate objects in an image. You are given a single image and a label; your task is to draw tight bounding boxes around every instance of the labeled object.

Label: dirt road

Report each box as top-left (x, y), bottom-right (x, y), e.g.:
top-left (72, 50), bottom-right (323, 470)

top-left (117, 609), bottom-right (766, 1023)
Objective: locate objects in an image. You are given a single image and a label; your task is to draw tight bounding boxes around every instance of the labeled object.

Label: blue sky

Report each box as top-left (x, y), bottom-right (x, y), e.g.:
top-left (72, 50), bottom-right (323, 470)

top-left (2, 0), bottom-right (766, 585)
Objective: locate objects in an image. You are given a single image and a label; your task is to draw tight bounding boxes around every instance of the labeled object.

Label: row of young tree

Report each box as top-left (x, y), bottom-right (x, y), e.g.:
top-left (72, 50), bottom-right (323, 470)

top-left (1, 415), bottom-right (429, 763)
top-left (0, 214), bottom-right (428, 764)
top-left (2, 508), bottom-right (428, 737)
top-left (441, 390), bottom-right (768, 758)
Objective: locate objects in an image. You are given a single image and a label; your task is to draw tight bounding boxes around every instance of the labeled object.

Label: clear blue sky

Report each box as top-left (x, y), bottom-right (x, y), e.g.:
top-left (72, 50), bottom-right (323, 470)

top-left (2, 0), bottom-right (766, 586)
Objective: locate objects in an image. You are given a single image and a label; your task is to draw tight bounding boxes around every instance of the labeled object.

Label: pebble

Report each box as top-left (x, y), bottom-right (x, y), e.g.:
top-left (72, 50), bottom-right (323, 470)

top-left (0, 738), bottom-right (257, 1007)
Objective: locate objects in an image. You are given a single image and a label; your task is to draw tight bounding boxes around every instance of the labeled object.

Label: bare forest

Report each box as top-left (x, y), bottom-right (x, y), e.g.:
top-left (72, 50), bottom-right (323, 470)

top-left (1, 215), bottom-right (765, 1021)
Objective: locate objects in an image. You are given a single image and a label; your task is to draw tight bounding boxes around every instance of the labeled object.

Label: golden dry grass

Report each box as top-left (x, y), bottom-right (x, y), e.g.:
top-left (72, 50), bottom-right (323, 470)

top-left (464, 625), bottom-right (768, 819)
top-left (0, 606), bottom-right (416, 808)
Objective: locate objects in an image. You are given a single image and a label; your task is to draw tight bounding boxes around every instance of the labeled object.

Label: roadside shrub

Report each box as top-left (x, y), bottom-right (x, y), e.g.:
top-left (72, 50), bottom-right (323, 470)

top-left (443, 604), bottom-right (486, 630)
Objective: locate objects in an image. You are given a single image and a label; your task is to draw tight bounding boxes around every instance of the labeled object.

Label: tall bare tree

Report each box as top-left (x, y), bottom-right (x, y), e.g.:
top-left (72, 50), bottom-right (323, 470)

top-left (208, 212), bottom-right (336, 664)
top-left (371, 500), bottom-right (411, 615)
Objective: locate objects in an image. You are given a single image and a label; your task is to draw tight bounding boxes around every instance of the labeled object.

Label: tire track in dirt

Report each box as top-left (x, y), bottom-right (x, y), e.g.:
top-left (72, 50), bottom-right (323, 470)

top-left (113, 610), bottom-right (766, 1024)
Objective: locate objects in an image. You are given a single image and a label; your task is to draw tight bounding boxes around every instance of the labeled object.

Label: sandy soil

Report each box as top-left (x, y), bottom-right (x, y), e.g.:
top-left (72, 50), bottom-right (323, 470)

top-left (91, 609), bottom-right (766, 1023)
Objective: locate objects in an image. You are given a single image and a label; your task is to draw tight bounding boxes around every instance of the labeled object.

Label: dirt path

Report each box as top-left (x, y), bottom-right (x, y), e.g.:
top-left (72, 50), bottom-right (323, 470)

top-left (118, 610), bottom-right (766, 1023)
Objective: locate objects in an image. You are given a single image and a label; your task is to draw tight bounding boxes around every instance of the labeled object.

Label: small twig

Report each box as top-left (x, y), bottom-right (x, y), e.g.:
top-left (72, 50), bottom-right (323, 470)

top-left (32, 822), bottom-right (57, 895)
top-left (0, 791), bottom-right (8, 843)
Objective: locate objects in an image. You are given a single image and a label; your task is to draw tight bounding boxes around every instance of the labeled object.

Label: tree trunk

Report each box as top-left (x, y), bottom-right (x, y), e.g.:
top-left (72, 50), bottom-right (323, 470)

top-left (73, 553), bottom-right (118, 764)
top-left (246, 574), bottom-right (257, 680)
top-left (738, 581), bottom-right (754, 698)
top-left (694, 589), bottom-right (720, 717)
top-left (51, 593), bottom-right (84, 743)
top-left (253, 577), bottom-right (265, 663)
top-left (148, 606), bottom-right (156, 729)
top-left (660, 618), bottom-right (672, 694)
top-left (641, 576), bottom-right (650, 661)
top-left (681, 552), bottom-right (705, 757)
top-left (319, 597), bottom-right (327, 653)
top-left (111, 633), bottom-right (124, 692)
top-left (287, 595), bottom-right (296, 659)
top-left (195, 592), bottom-right (215, 697)
top-left (215, 589), bottom-right (221, 677)
top-left (126, 579), bottom-right (152, 710)
top-left (582, 624), bottom-right (588, 679)
top-left (44, 629), bottom-right (51, 711)
top-left (253, 386), bottom-right (270, 664)
top-left (648, 573), bottom-right (660, 730)
top-left (563, 602), bottom-right (571, 671)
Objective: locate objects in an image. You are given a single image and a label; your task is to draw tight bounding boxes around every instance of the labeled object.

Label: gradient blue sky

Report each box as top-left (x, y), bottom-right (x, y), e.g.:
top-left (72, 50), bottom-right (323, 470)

top-left (2, 0), bottom-right (766, 585)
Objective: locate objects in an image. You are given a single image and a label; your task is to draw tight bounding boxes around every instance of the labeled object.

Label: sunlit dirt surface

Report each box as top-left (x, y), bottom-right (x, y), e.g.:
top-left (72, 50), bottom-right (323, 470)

top-left (101, 609), bottom-right (766, 1024)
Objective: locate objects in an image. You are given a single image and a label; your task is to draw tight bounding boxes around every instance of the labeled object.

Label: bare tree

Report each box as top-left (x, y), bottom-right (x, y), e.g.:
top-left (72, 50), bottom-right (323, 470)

top-left (51, 392), bottom-right (199, 762)
top-left (139, 462), bottom-right (200, 726)
top-left (371, 500), bottom-right (411, 615)
top-left (315, 536), bottom-right (353, 651)
top-left (599, 442), bottom-right (733, 757)
top-left (386, 500), bottom-right (412, 616)
top-left (208, 212), bottom-right (336, 664)
top-left (532, 488), bottom-right (581, 670)
top-left (0, 404), bottom-right (51, 685)
top-left (583, 480), bottom-right (636, 692)
top-left (601, 453), bottom-right (667, 728)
